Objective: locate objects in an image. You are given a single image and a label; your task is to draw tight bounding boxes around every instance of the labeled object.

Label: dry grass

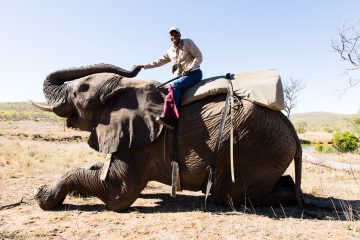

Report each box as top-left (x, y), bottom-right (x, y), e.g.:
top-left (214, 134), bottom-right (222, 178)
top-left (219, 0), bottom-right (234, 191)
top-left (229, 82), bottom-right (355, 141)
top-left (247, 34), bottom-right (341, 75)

top-left (0, 136), bottom-right (103, 178)
top-left (0, 121), bottom-right (360, 239)
top-left (0, 122), bottom-right (102, 180)
top-left (298, 131), bottom-right (334, 143)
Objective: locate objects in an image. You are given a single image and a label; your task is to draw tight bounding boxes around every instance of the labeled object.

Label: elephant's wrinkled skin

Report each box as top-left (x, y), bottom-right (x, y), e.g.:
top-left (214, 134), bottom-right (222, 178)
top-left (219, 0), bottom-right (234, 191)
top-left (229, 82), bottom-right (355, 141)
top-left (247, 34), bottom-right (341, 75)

top-left (34, 64), bottom-right (304, 212)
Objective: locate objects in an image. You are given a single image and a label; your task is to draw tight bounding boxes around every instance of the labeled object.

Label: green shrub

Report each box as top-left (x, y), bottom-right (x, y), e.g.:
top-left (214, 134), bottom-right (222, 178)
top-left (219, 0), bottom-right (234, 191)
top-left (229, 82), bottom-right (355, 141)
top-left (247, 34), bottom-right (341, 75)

top-left (322, 145), bottom-right (335, 153)
top-left (332, 131), bottom-right (359, 153)
top-left (314, 145), bottom-right (335, 153)
top-left (315, 145), bottom-right (323, 152)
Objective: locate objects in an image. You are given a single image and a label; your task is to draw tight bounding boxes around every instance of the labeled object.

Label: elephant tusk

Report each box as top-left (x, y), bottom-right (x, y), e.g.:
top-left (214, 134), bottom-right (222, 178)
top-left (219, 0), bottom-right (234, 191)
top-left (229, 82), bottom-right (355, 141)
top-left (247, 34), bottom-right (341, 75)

top-left (100, 153), bottom-right (112, 181)
top-left (28, 99), bottom-right (54, 112)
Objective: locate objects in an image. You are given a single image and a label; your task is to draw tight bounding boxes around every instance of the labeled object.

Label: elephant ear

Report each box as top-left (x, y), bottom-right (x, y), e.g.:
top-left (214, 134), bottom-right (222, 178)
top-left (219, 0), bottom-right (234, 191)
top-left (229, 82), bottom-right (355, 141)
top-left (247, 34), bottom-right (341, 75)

top-left (88, 80), bottom-right (164, 153)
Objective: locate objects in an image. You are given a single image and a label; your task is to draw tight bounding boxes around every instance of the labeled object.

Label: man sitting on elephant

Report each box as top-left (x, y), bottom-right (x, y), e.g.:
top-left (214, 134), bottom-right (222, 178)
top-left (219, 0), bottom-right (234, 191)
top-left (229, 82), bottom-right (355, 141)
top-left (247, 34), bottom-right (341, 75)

top-left (136, 26), bottom-right (203, 129)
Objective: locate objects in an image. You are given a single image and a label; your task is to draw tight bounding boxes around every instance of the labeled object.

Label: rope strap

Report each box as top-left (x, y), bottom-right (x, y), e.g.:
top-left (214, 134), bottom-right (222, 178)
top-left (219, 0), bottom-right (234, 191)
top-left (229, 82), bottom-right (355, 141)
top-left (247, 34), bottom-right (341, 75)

top-left (205, 73), bottom-right (242, 209)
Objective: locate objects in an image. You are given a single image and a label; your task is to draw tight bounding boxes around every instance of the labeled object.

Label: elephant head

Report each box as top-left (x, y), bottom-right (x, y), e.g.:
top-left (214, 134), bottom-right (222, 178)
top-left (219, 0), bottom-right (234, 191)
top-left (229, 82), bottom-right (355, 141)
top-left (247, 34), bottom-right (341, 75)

top-left (37, 63), bottom-right (164, 153)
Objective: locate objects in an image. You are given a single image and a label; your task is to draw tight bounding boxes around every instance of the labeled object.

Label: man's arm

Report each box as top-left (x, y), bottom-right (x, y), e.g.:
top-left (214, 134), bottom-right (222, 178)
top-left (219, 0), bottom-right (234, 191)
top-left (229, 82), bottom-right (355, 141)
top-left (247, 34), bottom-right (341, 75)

top-left (185, 39), bottom-right (203, 72)
top-left (142, 53), bottom-right (171, 69)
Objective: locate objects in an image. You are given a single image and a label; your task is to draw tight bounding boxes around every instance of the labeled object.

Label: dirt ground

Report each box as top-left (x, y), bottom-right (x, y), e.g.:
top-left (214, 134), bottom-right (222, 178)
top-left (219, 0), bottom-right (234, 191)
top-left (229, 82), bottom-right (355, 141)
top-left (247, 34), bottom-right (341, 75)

top-left (0, 121), bottom-right (359, 239)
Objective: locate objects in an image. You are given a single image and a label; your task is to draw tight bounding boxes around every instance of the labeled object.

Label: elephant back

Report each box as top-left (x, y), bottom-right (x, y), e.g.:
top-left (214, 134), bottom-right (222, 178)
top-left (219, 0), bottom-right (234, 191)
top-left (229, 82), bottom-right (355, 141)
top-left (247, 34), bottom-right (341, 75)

top-left (181, 69), bottom-right (285, 111)
top-left (177, 96), bottom-right (296, 201)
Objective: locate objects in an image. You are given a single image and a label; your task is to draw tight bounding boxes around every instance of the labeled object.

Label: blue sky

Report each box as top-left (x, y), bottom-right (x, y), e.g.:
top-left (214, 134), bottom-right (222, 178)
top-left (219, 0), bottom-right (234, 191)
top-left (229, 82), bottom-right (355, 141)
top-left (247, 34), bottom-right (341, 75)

top-left (0, 0), bottom-right (359, 114)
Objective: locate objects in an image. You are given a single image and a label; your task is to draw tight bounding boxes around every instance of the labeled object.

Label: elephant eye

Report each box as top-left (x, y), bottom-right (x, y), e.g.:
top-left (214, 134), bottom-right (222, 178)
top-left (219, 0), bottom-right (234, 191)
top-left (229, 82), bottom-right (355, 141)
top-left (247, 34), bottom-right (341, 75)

top-left (79, 83), bottom-right (89, 92)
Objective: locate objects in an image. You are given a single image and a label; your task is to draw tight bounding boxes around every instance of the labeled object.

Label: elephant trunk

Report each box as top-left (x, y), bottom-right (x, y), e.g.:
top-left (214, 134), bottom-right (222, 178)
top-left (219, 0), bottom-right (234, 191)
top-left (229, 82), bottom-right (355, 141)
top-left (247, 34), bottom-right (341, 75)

top-left (43, 63), bottom-right (141, 117)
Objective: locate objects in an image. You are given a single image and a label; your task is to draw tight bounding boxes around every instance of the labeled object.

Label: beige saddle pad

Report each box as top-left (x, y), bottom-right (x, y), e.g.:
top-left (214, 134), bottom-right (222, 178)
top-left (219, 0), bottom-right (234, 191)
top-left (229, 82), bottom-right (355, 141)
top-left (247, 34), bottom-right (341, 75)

top-left (181, 69), bottom-right (285, 111)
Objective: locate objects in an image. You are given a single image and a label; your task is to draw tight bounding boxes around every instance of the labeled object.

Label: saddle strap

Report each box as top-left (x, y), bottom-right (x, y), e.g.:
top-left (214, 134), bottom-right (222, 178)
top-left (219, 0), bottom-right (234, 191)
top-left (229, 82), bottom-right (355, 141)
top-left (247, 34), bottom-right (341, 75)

top-left (205, 73), bottom-right (242, 208)
top-left (204, 77), bottom-right (231, 206)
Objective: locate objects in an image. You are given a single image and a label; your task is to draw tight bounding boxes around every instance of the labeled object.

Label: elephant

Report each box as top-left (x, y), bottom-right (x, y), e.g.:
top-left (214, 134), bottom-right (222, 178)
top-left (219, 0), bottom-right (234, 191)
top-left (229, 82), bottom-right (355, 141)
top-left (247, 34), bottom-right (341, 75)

top-left (33, 63), bottom-right (304, 212)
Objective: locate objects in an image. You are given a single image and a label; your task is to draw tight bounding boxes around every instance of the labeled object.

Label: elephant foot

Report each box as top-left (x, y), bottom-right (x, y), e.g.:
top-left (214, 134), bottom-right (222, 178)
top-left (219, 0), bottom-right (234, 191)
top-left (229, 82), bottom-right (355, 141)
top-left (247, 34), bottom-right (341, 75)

top-left (252, 175), bottom-right (298, 207)
top-left (34, 184), bottom-right (66, 210)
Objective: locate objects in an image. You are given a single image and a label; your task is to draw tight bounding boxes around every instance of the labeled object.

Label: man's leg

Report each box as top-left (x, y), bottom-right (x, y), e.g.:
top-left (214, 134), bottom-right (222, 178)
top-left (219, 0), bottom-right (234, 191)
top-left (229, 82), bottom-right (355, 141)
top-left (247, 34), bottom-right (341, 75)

top-left (157, 70), bottom-right (202, 129)
top-left (157, 85), bottom-right (178, 129)
top-left (171, 69), bottom-right (202, 108)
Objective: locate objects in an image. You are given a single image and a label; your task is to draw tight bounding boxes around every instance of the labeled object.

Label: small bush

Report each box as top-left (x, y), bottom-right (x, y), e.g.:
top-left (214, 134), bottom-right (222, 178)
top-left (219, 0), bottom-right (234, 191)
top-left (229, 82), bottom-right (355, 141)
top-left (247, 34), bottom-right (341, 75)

top-left (322, 146), bottom-right (335, 153)
top-left (332, 131), bottom-right (359, 153)
top-left (314, 145), bottom-right (335, 153)
top-left (315, 145), bottom-right (323, 152)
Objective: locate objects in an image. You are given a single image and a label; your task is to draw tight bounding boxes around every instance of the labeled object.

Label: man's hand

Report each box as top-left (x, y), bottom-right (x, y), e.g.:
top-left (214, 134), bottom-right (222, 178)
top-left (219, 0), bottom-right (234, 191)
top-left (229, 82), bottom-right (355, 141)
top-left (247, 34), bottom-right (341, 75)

top-left (131, 65), bottom-right (144, 77)
top-left (133, 65), bottom-right (144, 71)
top-left (182, 69), bottom-right (190, 75)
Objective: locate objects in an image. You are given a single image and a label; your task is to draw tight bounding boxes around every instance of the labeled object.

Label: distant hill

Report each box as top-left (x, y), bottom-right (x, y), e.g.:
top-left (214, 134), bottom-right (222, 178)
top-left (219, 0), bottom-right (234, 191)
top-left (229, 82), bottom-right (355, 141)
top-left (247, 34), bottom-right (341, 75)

top-left (0, 102), bottom-right (63, 123)
top-left (290, 111), bottom-right (359, 133)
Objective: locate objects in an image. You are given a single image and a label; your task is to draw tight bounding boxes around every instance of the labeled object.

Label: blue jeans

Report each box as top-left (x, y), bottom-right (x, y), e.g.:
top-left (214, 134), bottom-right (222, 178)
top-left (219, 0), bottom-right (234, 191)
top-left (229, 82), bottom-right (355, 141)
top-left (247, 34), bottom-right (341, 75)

top-left (171, 69), bottom-right (203, 108)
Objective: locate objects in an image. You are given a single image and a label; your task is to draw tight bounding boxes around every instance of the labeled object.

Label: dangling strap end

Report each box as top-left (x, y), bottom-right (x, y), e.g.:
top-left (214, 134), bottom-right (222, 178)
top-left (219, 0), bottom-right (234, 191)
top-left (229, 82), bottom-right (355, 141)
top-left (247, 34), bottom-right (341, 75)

top-left (171, 161), bottom-right (181, 197)
top-left (205, 166), bottom-right (216, 210)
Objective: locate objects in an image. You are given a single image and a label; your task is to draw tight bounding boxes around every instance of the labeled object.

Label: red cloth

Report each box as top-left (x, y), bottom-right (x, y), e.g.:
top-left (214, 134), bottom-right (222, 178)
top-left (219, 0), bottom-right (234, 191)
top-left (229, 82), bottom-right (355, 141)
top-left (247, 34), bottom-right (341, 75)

top-left (160, 85), bottom-right (179, 120)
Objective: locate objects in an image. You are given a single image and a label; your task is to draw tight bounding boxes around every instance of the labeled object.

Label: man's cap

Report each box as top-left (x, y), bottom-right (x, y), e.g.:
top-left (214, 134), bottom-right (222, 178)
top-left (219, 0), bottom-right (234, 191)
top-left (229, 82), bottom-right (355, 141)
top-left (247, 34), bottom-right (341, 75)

top-left (169, 26), bottom-right (180, 34)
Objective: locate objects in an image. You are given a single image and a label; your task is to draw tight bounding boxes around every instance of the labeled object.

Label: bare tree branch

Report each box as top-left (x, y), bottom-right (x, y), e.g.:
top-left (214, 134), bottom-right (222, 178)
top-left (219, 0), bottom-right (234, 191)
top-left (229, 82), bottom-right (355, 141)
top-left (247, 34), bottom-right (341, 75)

top-left (331, 23), bottom-right (360, 87)
top-left (283, 78), bottom-right (305, 117)
top-left (0, 197), bottom-right (26, 210)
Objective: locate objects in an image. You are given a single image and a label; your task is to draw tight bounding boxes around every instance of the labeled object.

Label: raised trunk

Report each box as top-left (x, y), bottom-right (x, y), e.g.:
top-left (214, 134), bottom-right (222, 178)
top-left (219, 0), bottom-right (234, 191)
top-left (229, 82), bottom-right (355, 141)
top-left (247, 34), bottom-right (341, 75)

top-left (43, 63), bottom-right (141, 117)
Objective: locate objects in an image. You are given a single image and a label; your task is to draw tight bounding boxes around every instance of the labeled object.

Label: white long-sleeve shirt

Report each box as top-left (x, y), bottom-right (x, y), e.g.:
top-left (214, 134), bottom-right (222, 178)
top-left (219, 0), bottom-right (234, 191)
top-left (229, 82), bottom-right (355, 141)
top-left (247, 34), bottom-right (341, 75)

top-left (143, 38), bottom-right (202, 77)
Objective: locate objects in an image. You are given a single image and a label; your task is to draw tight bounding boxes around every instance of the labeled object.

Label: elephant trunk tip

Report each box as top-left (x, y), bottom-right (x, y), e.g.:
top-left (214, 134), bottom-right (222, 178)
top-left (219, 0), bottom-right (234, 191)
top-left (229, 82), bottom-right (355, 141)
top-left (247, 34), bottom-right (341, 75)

top-left (34, 185), bottom-right (65, 210)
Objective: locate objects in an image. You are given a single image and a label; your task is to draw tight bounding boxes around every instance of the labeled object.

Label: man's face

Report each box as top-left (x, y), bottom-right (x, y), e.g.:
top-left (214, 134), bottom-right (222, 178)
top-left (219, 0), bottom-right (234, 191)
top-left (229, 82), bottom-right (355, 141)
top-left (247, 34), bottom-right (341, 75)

top-left (170, 31), bottom-right (181, 46)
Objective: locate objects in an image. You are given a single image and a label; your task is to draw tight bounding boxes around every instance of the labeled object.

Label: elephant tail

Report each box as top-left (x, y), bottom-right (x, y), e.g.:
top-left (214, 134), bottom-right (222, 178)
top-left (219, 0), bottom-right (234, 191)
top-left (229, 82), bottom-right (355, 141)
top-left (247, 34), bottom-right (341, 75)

top-left (294, 142), bottom-right (305, 209)
top-left (279, 112), bottom-right (305, 209)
